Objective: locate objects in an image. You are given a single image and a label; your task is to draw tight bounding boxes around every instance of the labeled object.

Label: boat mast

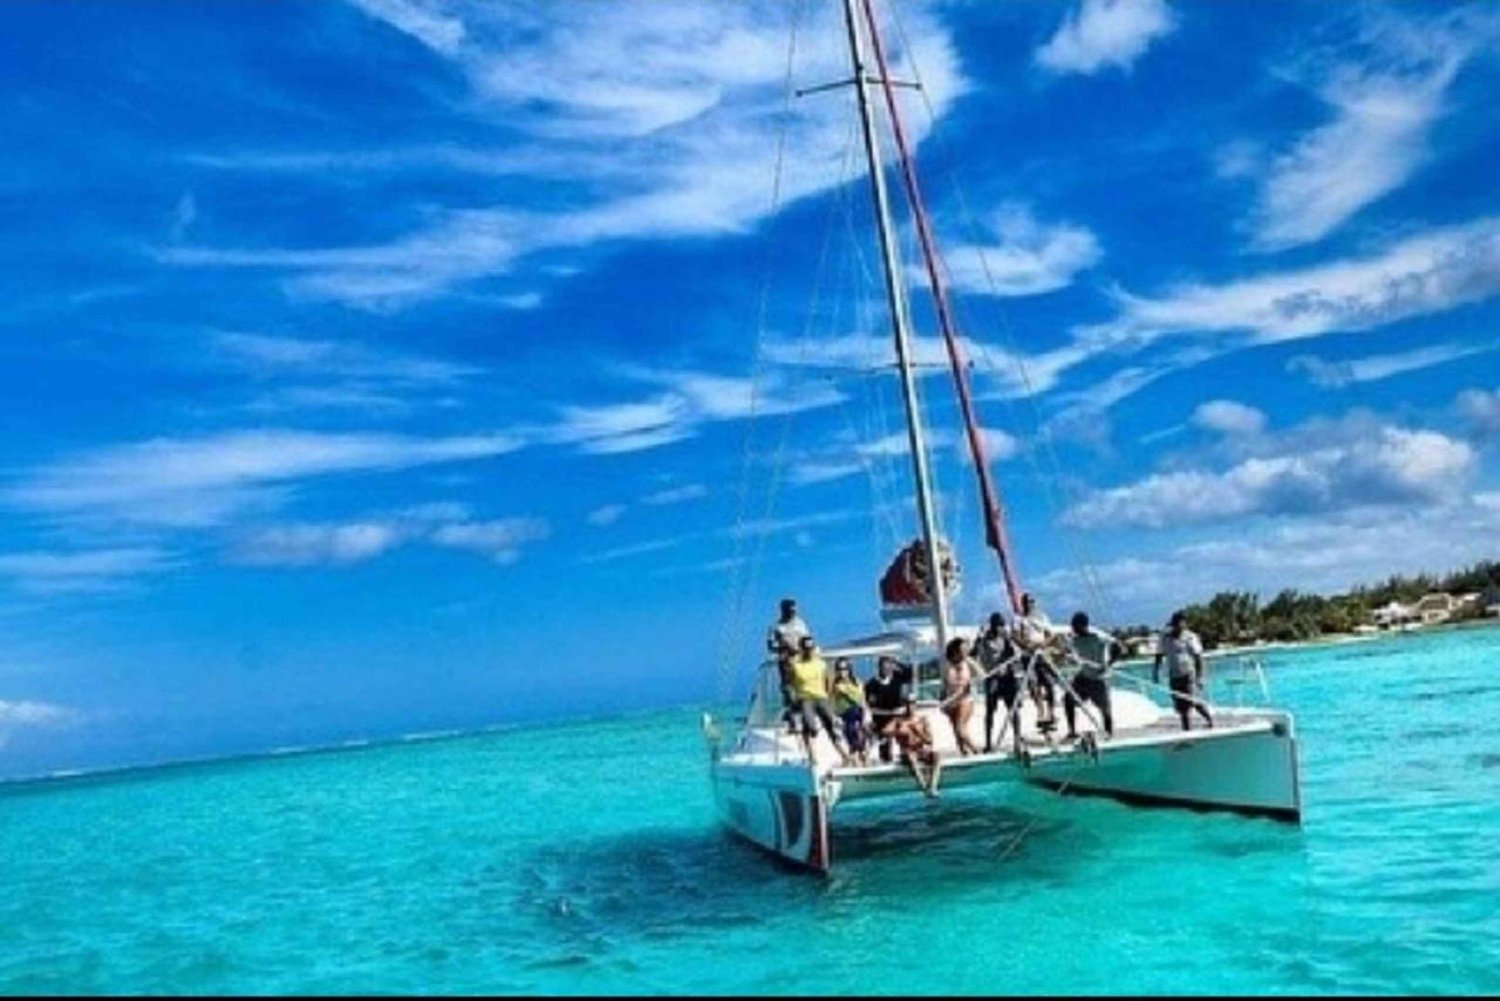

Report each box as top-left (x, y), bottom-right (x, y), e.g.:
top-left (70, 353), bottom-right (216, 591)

top-left (840, 0), bottom-right (951, 648)
top-left (856, 0), bottom-right (1025, 615)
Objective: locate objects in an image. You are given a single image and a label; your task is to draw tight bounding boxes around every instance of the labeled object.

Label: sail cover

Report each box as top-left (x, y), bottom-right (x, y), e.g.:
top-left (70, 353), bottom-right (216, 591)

top-left (879, 538), bottom-right (960, 610)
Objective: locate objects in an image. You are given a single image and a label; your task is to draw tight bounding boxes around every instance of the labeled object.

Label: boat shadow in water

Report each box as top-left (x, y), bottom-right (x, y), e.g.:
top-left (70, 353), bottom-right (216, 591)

top-left (512, 799), bottom-right (1102, 947)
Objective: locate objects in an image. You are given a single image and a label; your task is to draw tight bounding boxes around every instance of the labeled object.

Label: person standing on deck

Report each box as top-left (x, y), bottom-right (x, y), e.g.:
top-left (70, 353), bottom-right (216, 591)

top-left (1155, 611), bottom-right (1213, 731)
top-left (1013, 592), bottom-right (1061, 733)
top-left (767, 598), bottom-right (810, 733)
top-left (976, 612), bottom-right (1021, 754)
top-left (787, 636), bottom-right (849, 765)
top-left (1063, 611), bottom-right (1118, 740)
top-left (941, 638), bottom-right (983, 756)
top-left (830, 659), bottom-right (870, 767)
top-left (864, 656), bottom-right (913, 763)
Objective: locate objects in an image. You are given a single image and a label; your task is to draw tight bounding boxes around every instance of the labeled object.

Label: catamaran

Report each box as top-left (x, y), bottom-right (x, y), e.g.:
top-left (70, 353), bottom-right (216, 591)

top-left (702, 0), bottom-right (1302, 873)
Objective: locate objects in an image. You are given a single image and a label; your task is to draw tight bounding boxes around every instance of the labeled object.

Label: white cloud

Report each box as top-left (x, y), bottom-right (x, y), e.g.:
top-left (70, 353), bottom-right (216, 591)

top-left (348, 0), bottom-right (465, 55)
top-left (9, 429), bottom-right (526, 527)
top-left (549, 368), bottom-right (845, 455)
top-left (430, 518), bottom-right (550, 564)
top-left (1458, 386), bottom-right (1500, 437)
top-left (0, 548), bottom-right (173, 595)
top-left (214, 332), bottom-right (479, 384)
top-left (0, 700), bottom-right (80, 741)
top-left (587, 504), bottom-right (627, 527)
top-left (1080, 217), bottom-right (1500, 349)
top-left (1035, 0), bottom-right (1176, 76)
top-left (641, 484), bottom-right (708, 506)
top-left (1192, 400), bottom-right (1267, 436)
top-left (233, 523), bottom-right (403, 566)
top-left (235, 512), bottom-right (548, 567)
top-left (929, 204), bottom-right (1101, 298)
top-left (1248, 12), bottom-right (1480, 250)
top-left (579, 537), bottom-right (683, 565)
top-left (1288, 343), bottom-right (1494, 388)
top-left (1065, 419), bottom-right (1474, 529)
top-left (167, 1), bottom-right (964, 309)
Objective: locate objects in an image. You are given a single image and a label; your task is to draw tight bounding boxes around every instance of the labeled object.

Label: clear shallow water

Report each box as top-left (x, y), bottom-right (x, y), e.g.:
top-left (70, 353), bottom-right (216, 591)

top-left (2, 627), bottom-right (1498, 995)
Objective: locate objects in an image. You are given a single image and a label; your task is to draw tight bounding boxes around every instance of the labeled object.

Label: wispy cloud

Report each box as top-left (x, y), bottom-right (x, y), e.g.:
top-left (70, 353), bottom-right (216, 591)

top-left (579, 537), bottom-right (683, 565)
top-left (164, 1), bottom-right (964, 309)
top-left (9, 430), bottom-right (526, 527)
top-left (1247, 10), bottom-right (1487, 250)
top-left (549, 368), bottom-right (845, 455)
top-left (587, 504), bottom-right (627, 527)
top-left (1288, 343), bottom-right (1494, 388)
top-left (429, 518), bottom-right (550, 564)
top-left (1035, 0), bottom-right (1175, 76)
top-left (0, 548), bottom-right (174, 595)
top-left (1078, 217), bottom-right (1500, 349)
top-left (928, 204), bottom-right (1101, 298)
top-left (641, 483), bottom-right (708, 506)
top-left (234, 511), bottom-right (548, 567)
top-left (214, 331), bottom-right (480, 385)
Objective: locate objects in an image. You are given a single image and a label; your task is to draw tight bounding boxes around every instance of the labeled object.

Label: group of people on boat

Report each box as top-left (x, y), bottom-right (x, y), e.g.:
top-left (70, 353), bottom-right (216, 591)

top-left (766, 593), bottom-right (1216, 789)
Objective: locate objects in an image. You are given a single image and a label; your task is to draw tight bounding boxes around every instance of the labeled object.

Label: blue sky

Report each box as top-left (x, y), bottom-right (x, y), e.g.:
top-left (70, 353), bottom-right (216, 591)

top-left (2, 0), bottom-right (1497, 778)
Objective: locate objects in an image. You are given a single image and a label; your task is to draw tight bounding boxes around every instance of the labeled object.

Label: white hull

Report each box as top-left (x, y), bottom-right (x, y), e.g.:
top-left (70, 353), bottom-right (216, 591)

top-left (708, 696), bottom-right (1300, 872)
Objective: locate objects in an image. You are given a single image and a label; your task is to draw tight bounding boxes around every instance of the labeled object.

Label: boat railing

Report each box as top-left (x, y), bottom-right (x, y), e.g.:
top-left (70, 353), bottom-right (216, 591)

top-left (1112, 655), bottom-right (1273, 710)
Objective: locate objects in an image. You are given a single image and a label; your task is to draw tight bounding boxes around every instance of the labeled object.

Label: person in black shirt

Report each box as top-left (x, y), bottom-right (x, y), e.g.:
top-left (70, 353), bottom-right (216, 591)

top-left (975, 612), bottom-right (1021, 754)
top-left (864, 656), bottom-right (913, 764)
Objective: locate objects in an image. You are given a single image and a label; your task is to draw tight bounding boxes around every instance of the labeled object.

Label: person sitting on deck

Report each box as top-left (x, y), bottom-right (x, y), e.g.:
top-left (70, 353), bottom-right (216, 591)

top-left (1062, 611), bottom-right (1119, 740)
top-left (786, 636), bottom-right (849, 765)
top-left (976, 612), bottom-right (1022, 754)
top-left (940, 637), bottom-right (983, 757)
top-left (886, 699), bottom-right (941, 797)
top-left (1155, 610), bottom-right (1213, 731)
top-left (864, 656), bottom-right (913, 764)
top-left (1013, 592), bottom-right (1062, 734)
top-left (830, 659), bottom-right (870, 767)
top-left (767, 598), bottom-right (810, 734)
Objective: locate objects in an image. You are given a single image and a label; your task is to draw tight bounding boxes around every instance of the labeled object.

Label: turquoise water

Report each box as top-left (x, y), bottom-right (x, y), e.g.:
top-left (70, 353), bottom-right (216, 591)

top-left (2, 627), bottom-right (1498, 995)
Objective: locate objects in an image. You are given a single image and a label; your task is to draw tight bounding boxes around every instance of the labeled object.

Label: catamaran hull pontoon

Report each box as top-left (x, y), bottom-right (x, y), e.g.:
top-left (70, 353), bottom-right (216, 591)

top-left (708, 691), bottom-right (1301, 873)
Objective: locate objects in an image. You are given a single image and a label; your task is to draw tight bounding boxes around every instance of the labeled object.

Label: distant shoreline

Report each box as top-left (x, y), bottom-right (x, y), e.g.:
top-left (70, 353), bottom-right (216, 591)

top-left (1118, 617), bottom-right (1500, 667)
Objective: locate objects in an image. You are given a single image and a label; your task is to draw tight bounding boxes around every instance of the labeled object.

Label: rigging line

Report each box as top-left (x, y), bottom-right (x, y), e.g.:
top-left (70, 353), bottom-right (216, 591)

top-left (718, 0), bottom-right (809, 704)
top-left (734, 108), bottom-right (864, 699)
top-left (832, 156), bottom-right (906, 550)
top-left (859, 0), bottom-right (1023, 616)
top-left (884, 0), bottom-right (1117, 625)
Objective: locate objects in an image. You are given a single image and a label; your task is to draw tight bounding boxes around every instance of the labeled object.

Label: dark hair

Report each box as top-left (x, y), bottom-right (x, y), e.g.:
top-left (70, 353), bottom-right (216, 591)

top-left (988, 612), bottom-right (1005, 628)
top-left (1169, 610), bottom-right (1186, 626)
top-left (781, 597), bottom-right (796, 610)
top-left (1071, 611), bottom-right (1090, 631)
top-left (834, 658), bottom-right (853, 675)
top-left (945, 637), bottom-right (966, 661)
top-left (799, 634), bottom-right (815, 649)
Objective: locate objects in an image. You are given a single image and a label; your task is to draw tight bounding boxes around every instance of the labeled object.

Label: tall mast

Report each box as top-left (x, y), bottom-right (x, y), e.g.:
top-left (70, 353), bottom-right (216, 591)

top-left (856, 0), bottom-right (1025, 615)
top-left (840, 0), bottom-right (951, 648)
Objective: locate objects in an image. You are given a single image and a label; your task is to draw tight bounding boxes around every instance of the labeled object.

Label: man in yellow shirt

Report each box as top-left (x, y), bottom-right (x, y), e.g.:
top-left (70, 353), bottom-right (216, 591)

top-left (787, 636), bottom-right (848, 764)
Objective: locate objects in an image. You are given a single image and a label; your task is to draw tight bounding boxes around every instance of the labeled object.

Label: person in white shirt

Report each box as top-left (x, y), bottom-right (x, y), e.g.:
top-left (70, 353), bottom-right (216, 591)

top-left (1063, 611), bottom-right (1118, 739)
top-left (1154, 610), bottom-right (1213, 731)
top-left (767, 598), bottom-right (811, 733)
top-left (767, 598), bottom-right (810, 658)
top-left (1012, 592), bottom-right (1061, 732)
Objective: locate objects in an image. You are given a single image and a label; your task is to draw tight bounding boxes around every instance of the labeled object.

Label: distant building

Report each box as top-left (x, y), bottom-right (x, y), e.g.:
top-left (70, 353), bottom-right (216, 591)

top-left (1372, 601), bottom-right (1416, 629)
top-left (1413, 592), bottom-right (1458, 625)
